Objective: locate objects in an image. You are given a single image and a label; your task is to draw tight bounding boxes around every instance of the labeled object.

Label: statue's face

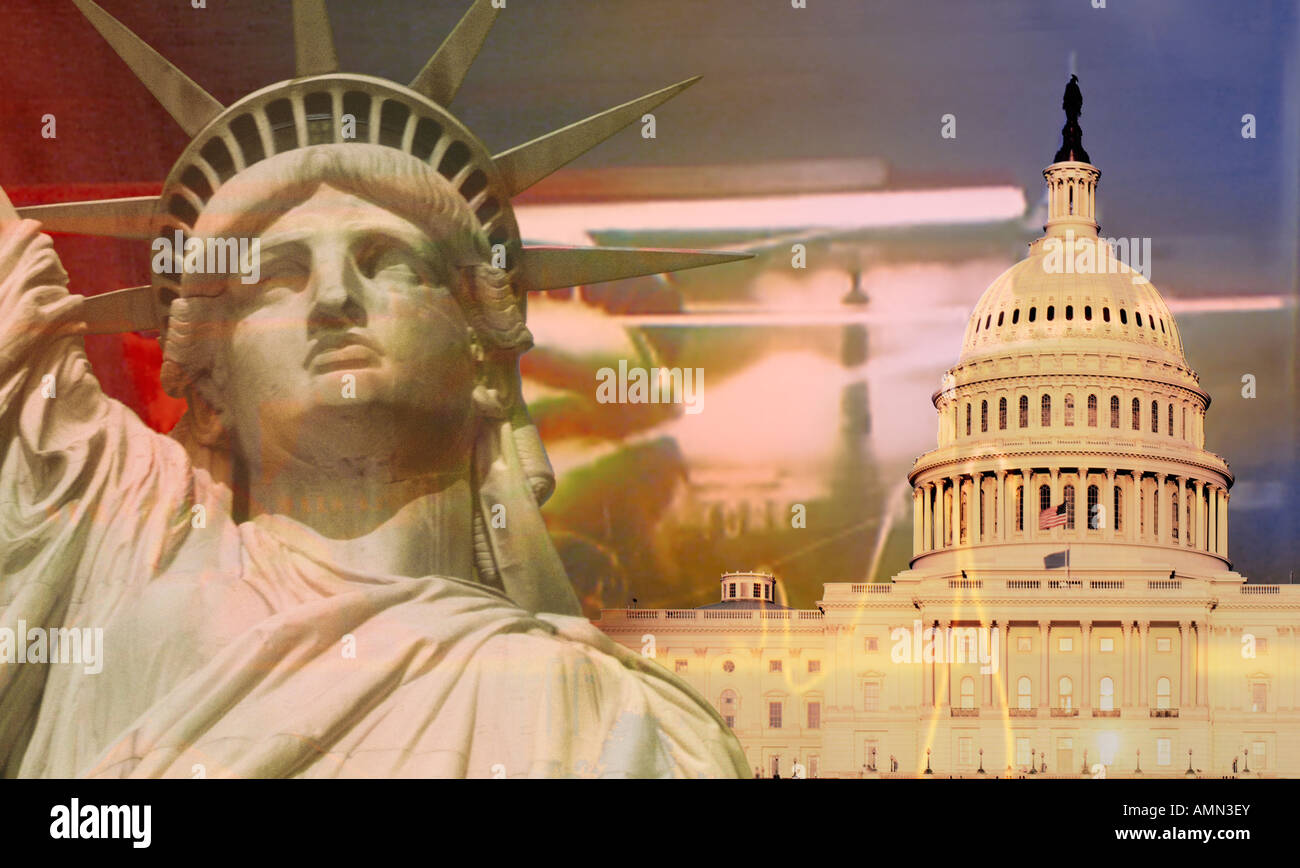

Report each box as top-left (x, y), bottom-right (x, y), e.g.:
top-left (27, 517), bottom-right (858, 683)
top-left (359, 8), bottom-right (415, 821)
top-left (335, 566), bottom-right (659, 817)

top-left (220, 183), bottom-right (478, 477)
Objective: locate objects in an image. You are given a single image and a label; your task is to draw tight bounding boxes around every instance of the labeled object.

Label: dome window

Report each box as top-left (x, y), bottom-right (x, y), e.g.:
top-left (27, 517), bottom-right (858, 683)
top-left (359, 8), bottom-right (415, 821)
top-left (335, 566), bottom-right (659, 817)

top-left (999, 397), bottom-right (1008, 430)
top-left (1065, 305), bottom-right (1073, 320)
top-left (1119, 309), bottom-right (1127, 324)
top-left (997, 311), bottom-right (1004, 327)
top-left (1151, 400), bottom-right (1159, 433)
top-left (1087, 394), bottom-right (1098, 426)
top-left (1110, 395), bottom-right (1119, 428)
top-left (1040, 394), bottom-right (1051, 426)
top-left (1135, 312), bottom-right (1143, 327)
top-left (1012, 309), bottom-right (1020, 324)
top-left (986, 314), bottom-right (992, 330)
top-left (1159, 318), bottom-right (1166, 333)
top-left (1019, 395), bottom-right (1029, 428)
top-left (1028, 307), bottom-right (1036, 322)
top-left (981, 400), bottom-right (988, 433)
top-left (1102, 307), bottom-right (1110, 322)
top-left (1131, 398), bottom-right (1141, 430)
top-left (1046, 305), bottom-right (1055, 321)
top-left (1150, 316), bottom-right (1156, 330)
top-left (1084, 305), bottom-right (1092, 320)
top-left (974, 318), bottom-right (980, 333)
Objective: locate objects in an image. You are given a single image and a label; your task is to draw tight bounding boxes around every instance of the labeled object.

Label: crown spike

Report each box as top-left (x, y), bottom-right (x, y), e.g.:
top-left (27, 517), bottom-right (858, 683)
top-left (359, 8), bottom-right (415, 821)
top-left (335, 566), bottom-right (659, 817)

top-left (0, 185), bottom-right (17, 222)
top-left (409, 0), bottom-right (501, 106)
top-left (15, 196), bottom-right (158, 240)
top-left (292, 0), bottom-right (339, 78)
top-left (514, 245), bottom-right (750, 294)
top-left (494, 77), bottom-right (701, 198)
top-left (70, 0), bottom-right (224, 137)
top-left (79, 285), bottom-right (162, 334)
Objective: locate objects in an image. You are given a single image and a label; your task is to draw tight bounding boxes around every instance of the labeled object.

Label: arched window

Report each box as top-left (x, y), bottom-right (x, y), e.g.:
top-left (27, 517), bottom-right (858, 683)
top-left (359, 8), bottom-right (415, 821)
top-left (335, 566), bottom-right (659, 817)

top-left (1017, 676), bottom-right (1032, 710)
top-left (1156, 677), bottom-right (1171, 709)
top-left (1012, 309), bottom-right (1020, 324)
top-left (999, 397), bottom-right (1007, 430)
top-left (1186, 495), bottom-right (1192, 540)
top-left (1114, 484), bottom-right (1123, 531)
top-left (997, 311), bottom-right (1004, 326)
top-left (966, 403), bottom-right (972, 436)
top-left (1041, 394), bottom-right (1051, 426)
top-left (1159, 318), bottom-right (1165, 333)
top-left (1039, 484), bottom-right (1051, 515)
top-left (1064, 394), bottom-right (1075, 426)
top-left (1131, 398), bottom-right (1141, 430)
top-left (1110, 395), bottom-right (1120, 428)
top-left (720, 689), bottom-right (738, 727)
top-left (1151, 400), bottom-right (1159, 433)
top-left (1046, 305), bottom-right (1055, 321)
top-left (1065, 304), bottom-right (1073, 320)
top-left (1087, 484), bottom-right (1100, 529)
top-left (960, 677), bottom-right (975, 709)
top-left (1181, 406), bottom-right (1186, 439)
top-left (1120, 309), bottom-right (1128, 325)
top-left (1136, 311), bottom-right (1143, 327)
top-left (1058, 676), bottom-right (1073, 710)
top-left (985, 314), bottom-right (992, 330)
top-left (1084, 305), bottom-right (1092, 320)
top-left (1100, 677), bottom-right (1114, 712)
top-left (1167, 404), bottom-right (1173, 435)
top-left (1064, 484), bottom-right (1075, 529)
top-left (1019, 395), bottom-right (1029, 428)
top-left (1015, 484), bottom-right (1024, 531)
top-left (1028, 306), bottom-right (1037, 322)
top-left (1087, 394), bottom-right (1097, 426)
top-left (981, 400), bottom-right (988, 433)
top-left (1171, 489), bottom-right (1179, 540)
top-left (1102, 306), bottom-right (1111, 322)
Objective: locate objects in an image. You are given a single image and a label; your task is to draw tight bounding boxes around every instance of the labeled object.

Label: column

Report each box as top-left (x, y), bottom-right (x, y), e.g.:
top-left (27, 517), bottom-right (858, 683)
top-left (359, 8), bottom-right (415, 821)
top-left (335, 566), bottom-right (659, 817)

top-left (1180, 477), bottom-right (1190, 546)
top-left (1050, 468), bottom-right (1061, 529)
top-left (1196, 621), bottom-right (1209, 707)
top-left (983, 620), bottom-right (994, 708)
top-left (1105, 469), bottom-right (1116, 538)
top-left (1021, 469), bottom-right (1033, 539)
top-left (1157, 474), bottom-right (1169, 544)
top-left (1127, 472), bottom-right (1139, 542)
top-left (1209, 487), bottom-right (1218, 554)
top-left (1082, 621), bottom-right (1092, 709)
top-left (1001, 620), bottom-right (1011, 708)
top-left (972, 473), bottom-right (983, 544)
top-left (1121, 622), bottom-right (1132, 707)
top-left (1137, 621), bottom-right (1148, 707)
top-left (950, 476), bottom-right (961, 548)
top-left (941, 620), bottom-right (952, 709)
top-left (1195, 480), bottom-right (1206, 550)
top-left (913, 487), bottom-right (923, 554)
top-left (997, 470), bottom-right (1009, 541)
top-left (1179, 620), bottom-right (1191, 708)
top-left (1039, 620), bottom-right (1050, 710)
top-left (1218, 490), bottom-right (1229, 555)
top-left (924, 621), bottom-right (934, 707)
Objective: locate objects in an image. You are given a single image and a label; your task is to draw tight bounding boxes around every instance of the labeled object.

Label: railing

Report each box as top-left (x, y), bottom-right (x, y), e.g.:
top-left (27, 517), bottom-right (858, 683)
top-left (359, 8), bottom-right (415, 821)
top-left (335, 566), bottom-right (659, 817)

top-left (1050, 708), bottom-right (1079, 717)
top-left (1093, 709), bottom-right (1121, 718)
top-left (1048, 580), bottom-right (1082, 589)
top-left (1241, 585), bottom-right (1281, 595)
top-left (1007, 580), bottom-right (1040, 589)
top-left (951, 708), bottom-right (979, 717)
top-left (949, 579), bottom-right (983, 589)
top-left (798, 611), bottom-right (824, 620)
top-left (1148, 580), bottom-right (1181, 590)
top-left (1008, 709), bottom-right (1037, 717)
top-left (760, 610), bottom-right (791, 619)
top-left (702, 610), bottom-right (754, 620)
top-left (1090, 580), bottom-right (1124, 589)
top-left (664, 610), bottom-right (696, 619)
top-left (624, 610), bottom-right (659, 620)
top-left (1150, 708), bottom-right (1180, 718)
top-left (851, 583), bottom-right (894, 594)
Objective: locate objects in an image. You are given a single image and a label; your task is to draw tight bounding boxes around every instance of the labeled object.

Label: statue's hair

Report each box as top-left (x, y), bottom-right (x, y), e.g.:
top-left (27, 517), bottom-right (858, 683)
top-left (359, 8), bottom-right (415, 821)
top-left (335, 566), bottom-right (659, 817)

top-left (159, 146), bottom-right (554, 578)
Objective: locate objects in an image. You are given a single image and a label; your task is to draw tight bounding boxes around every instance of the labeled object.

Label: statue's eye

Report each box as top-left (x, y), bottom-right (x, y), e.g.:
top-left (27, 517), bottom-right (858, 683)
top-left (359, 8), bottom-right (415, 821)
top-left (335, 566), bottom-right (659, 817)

top-left (359, 241), bottom-right (425, 283)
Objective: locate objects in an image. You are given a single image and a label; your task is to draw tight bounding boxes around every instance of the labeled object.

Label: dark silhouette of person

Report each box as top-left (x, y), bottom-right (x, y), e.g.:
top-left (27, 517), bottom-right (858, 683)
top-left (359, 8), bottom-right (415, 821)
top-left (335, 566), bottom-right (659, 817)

top-left (1054, 74), bottom-right (1091, 163)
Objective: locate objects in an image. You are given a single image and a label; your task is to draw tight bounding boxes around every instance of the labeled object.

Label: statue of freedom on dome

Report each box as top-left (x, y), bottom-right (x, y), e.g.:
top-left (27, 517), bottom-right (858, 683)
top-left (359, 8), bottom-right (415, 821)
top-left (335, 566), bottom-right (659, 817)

top-left (0, 0), bottom-right (749, 778)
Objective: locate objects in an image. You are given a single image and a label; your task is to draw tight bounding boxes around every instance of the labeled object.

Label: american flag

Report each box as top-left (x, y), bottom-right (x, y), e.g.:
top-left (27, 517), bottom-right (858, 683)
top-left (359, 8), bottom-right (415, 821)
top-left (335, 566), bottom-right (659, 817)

top-left (1039, 502), bottom-right (1067, 530)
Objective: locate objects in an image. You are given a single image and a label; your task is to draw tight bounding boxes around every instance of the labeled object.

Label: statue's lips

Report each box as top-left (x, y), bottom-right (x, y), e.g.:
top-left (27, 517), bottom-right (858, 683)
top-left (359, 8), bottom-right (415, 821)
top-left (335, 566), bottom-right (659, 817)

top-left (307, 335), bottom-right (381, 373)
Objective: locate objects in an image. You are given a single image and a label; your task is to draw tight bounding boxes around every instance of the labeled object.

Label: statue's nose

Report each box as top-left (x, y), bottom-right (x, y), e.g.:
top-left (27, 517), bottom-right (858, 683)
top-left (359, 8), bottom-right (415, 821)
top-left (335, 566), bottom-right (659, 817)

top-left (308, 251), bottom-right (367, 326)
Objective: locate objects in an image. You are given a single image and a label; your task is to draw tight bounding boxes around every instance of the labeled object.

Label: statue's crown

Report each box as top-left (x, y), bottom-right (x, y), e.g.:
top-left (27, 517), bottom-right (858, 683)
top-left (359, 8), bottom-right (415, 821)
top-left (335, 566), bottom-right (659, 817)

top-left (23, 0), bottom-right (747, 334)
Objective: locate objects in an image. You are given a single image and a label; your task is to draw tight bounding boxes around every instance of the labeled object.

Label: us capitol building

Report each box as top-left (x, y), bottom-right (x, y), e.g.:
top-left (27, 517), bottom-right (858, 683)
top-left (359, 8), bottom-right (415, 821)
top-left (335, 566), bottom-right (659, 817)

top-left (594, 83), bottom-right (1300, 778)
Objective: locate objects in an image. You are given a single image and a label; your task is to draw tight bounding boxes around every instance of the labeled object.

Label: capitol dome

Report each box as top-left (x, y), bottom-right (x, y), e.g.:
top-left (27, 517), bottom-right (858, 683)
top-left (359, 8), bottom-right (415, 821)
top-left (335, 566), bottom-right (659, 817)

top-left (907, 83), bottom-right (1233, 581)
top-left (959, 239), bottom-right (1187, 370)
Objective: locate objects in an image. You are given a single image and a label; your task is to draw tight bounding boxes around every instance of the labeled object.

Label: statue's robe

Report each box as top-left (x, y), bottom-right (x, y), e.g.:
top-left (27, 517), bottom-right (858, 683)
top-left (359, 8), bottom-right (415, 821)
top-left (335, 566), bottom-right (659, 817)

top-left (0, 225), bottom-right (748, 779)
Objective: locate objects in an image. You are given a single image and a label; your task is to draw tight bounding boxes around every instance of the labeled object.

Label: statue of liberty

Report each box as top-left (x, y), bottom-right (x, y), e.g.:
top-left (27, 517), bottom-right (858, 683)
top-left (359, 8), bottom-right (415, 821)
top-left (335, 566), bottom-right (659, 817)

top-left (0, 0), bottom-right (749, 778)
